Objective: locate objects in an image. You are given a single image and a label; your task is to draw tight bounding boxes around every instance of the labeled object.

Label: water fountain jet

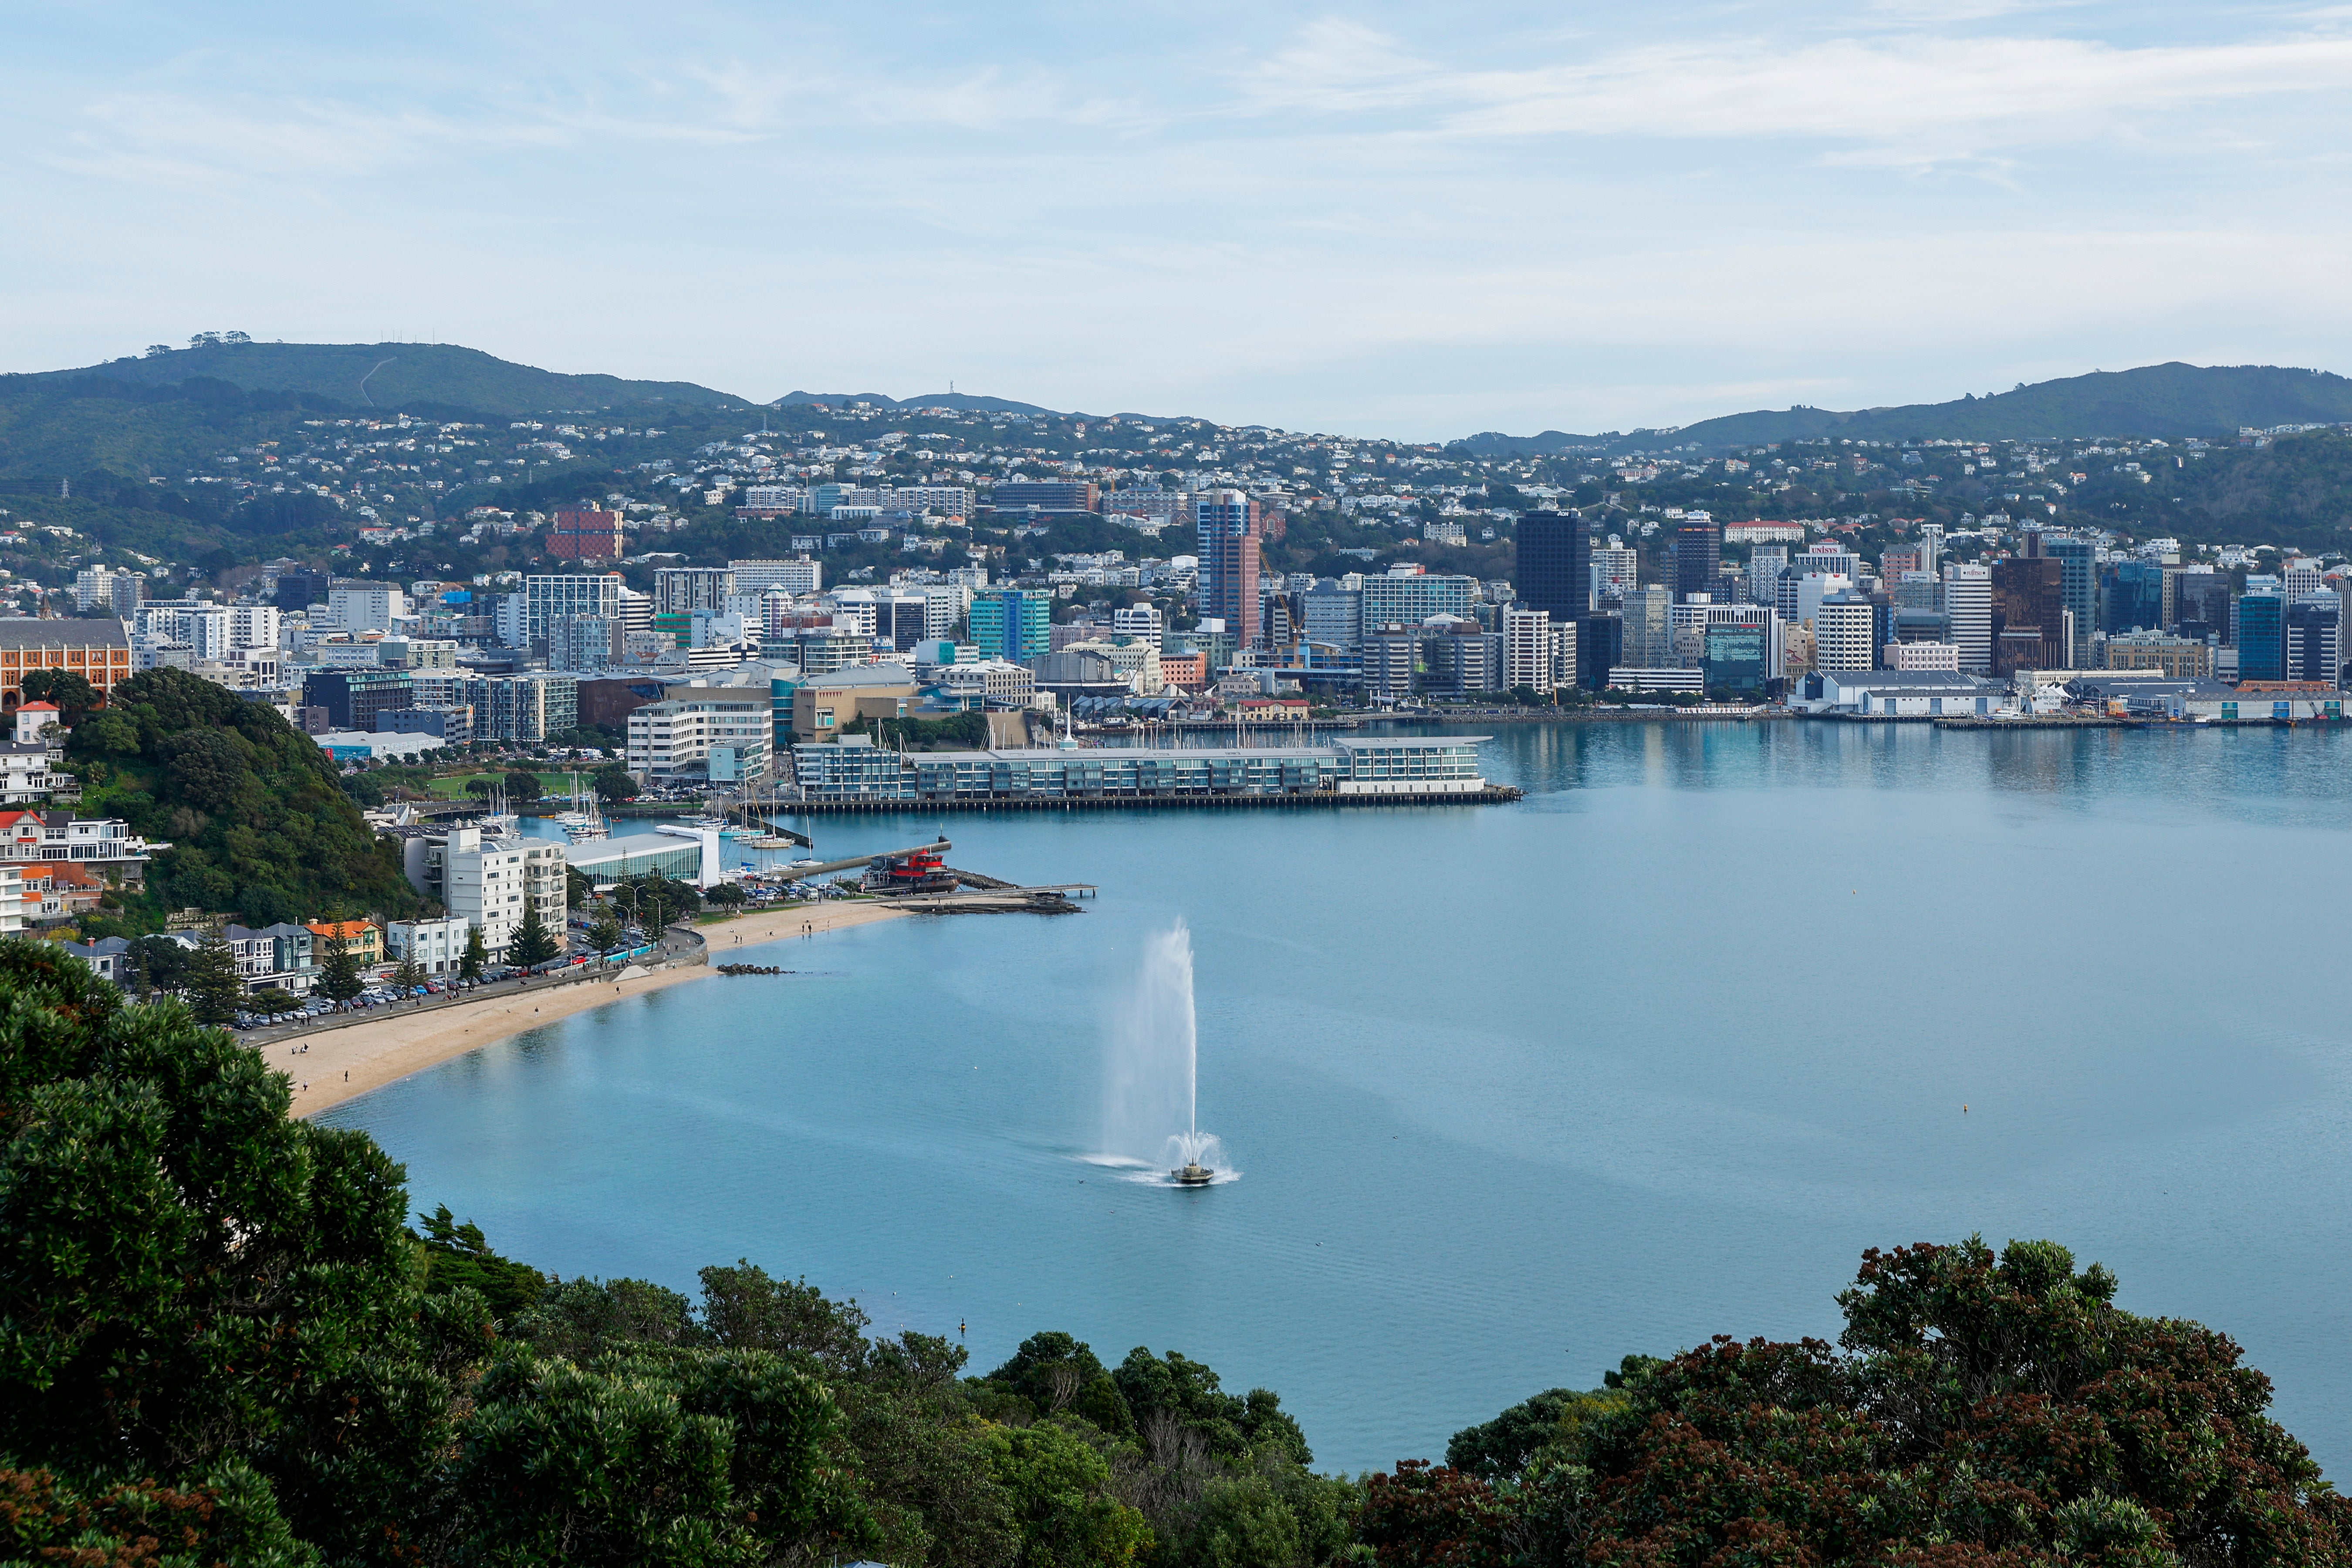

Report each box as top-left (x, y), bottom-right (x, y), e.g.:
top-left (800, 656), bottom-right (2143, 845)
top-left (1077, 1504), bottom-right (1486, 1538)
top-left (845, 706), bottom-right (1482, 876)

top-left (1100, 919), bottom-right (1227, 1186)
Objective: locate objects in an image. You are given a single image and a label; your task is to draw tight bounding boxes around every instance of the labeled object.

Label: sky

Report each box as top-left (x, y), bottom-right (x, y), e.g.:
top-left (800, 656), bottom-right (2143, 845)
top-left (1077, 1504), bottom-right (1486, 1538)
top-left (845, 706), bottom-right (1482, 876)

top-left (5, 1), bottom-right (2351, 439)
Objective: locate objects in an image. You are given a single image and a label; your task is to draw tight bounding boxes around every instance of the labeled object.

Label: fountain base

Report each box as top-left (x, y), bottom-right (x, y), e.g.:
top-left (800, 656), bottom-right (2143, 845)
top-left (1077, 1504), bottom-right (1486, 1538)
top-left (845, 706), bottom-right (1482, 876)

top-left (1171, 1162), bottom-right (1215, 1186)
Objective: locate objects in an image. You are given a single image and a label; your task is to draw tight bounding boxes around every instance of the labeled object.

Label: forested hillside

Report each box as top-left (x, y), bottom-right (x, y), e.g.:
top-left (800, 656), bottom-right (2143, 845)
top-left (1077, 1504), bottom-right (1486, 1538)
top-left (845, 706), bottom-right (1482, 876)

top-left (1456, 362), bottom-right (2352, 456)
top-left (31, 339), bottom-right (747, 418)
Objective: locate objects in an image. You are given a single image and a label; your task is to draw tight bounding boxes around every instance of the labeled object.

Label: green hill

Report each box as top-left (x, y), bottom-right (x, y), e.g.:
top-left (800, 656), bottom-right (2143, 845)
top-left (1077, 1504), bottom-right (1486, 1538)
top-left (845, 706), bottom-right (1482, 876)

top-left (1456, 362), bottom-right (2352, 456)
top-left (30, 340), bottom-right (748, 418)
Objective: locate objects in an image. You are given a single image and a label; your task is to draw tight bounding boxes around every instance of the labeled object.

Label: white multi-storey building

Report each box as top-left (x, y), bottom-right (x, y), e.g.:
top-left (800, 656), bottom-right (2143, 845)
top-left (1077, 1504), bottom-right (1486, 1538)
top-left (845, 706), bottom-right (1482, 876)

top-left (1814, 593), bottom-right (1876, 673)
top-left (1503, 607), bottom-right (1555, 694)
top-left (1942, 563), bottom-right (1993, 674)
top-left (385, 915), bottom-right (474, 976)
top-left (626, 694), bottom-right (772, 785)
top-left (328, 581), bottom-right (407, 632)
top-left (1886, 641), bottom-right (1962, 670)
top-left (229, 604), bottom-right (281, 650)
top-left (523, 574), bottom-right (625, 645)
top-left (730, 558), bottom-right (823, 597)
top-left (400, 828), bottom-right (568, 962)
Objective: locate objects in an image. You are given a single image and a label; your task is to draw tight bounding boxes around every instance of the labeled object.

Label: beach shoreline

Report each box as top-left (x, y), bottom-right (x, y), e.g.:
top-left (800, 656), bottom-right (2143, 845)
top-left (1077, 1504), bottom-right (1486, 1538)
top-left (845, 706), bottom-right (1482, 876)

top-left (287, 902), bottom-right (905, 1119)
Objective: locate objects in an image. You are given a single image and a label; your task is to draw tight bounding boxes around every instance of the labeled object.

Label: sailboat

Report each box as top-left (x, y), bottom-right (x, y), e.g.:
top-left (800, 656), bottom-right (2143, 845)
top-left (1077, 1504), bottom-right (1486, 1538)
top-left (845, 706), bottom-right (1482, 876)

top-left (555, 771), bottom-right (610, 842)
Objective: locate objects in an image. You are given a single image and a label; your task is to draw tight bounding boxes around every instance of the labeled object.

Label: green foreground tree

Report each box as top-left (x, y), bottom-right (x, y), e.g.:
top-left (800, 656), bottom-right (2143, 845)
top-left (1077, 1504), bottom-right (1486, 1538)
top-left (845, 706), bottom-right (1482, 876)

top-left (182, 933), bottom-right (247, 1025)
top-left (506, 899), bottom-right (559, 968)
top-left (458, 923), bottom-right (487, 981)
top-left (315, 932), bottom-right (365, 1002)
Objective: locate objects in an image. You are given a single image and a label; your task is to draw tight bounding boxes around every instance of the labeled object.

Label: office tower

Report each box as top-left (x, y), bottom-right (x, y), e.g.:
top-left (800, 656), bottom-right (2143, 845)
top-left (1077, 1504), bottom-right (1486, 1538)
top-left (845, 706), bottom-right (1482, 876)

top-left (2172, 568), bottom-right (2230, 642)
top-left (1942, 563), bottom-right (1992, 674)
top-left (1673, 519), bottom-right (1720, 603)
top-left (1990, 557), bottom-right (2068, 674)
top-left (1620, 585), bottom-right (1673, 666)
top-left (1502, 608), bottom-right (1553, 693)
top-left (2044, 536), bottom-right (2095, 665)
top-left (1575, 614), bottom-right (1623, 691)
top-left (2285, 558), bottom-right (2325, 597)
top-left (1814, 593), bottom-right (1876, 672)
top-left (2102, 561), bottom-right (2165, 635)
top-left (1702, 625), bottom-right (1768, 696)
top-left (656, 567), bottom-right (735, 616)
top-left (523, 574), bottom-right (624, 647)
top-left (2235, 590), bottom-right (2285, 681)
top-left (1512, 511), bottom-right (1590, 621)
top-left (969, 589), bottom-right (1052, 663)
top-left (1196, 490), bottom-right (1261, 648)
top-left (1299, 581), bottom-right (1361, 649)
top-left (2286, 596), bottom-right (2342, 685)
top-left (1793, 543), bottom-right (1862, 582)
top-left (1748, 546), bottom-right (1788, 608)
top-left (1892, 571), bottom-right (1942, 611)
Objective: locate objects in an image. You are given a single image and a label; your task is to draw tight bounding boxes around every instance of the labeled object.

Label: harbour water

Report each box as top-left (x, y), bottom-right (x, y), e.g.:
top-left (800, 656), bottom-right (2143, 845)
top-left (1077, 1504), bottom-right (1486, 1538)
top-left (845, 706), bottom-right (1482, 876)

top-left (327, 722), bottom-right (2352, 1476)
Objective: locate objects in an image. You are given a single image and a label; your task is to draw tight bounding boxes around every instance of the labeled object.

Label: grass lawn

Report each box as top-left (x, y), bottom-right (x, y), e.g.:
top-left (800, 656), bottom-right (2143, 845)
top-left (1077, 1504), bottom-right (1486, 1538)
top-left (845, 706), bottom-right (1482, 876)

top-left (425, 771), bottom-right (580, 800)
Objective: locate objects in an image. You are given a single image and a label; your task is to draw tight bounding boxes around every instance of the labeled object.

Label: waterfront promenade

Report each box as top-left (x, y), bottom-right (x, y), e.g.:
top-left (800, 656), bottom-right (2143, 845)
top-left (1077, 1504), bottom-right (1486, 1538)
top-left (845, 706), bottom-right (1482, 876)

top-left (282, 900), bottom-right (904, 1118)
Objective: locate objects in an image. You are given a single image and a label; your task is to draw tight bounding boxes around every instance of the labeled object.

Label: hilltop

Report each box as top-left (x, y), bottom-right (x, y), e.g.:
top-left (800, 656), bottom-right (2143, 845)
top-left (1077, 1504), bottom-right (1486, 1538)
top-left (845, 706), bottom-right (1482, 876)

top-left (1453, 362), bottom-right (2352, 457)
top-left (26, 340), bottom-right (749, 418)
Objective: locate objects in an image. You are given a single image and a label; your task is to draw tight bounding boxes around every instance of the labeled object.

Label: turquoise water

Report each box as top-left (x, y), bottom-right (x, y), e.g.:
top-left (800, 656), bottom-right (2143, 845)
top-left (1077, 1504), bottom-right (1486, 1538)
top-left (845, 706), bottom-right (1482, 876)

top-left (327, 723), bottom-right (2352, 1476)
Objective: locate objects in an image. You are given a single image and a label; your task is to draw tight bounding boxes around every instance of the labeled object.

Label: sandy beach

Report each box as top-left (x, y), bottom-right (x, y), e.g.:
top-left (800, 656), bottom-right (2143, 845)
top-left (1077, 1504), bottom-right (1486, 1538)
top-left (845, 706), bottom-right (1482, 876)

top-left (286, 901), bottom-right (905, 1119)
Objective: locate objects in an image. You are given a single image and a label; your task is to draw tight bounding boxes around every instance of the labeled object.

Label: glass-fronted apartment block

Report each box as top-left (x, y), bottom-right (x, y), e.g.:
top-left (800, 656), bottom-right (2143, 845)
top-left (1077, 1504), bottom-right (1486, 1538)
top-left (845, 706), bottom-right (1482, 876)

top-left (788, 736), bottom-right (1487, 802)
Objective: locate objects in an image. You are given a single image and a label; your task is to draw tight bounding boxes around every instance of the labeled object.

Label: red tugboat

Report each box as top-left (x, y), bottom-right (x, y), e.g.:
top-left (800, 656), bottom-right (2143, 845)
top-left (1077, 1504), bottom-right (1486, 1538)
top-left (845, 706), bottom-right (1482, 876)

top-left (863, 837), bottom-right (959, 895)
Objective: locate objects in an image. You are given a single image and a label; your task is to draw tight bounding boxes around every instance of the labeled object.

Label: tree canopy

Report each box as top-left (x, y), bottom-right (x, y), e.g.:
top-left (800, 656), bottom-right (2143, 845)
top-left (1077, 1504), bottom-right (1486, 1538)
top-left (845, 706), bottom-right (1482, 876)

top-left (65, 667), bottom-right (419, 925)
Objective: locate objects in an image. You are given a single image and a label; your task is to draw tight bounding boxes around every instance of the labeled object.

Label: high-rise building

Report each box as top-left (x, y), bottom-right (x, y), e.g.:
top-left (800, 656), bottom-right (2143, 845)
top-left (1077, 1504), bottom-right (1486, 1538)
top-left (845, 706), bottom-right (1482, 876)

top-left (2102, 561), bottom-right (2165, 635)
top-left (1592, 541), bottom-right (1639, 604)
top-left (523, 574), bottom-right (625, 647)
top-left (400, 827), bottom-right (568, 961)
top-left (1747, 546), bottom-right (1788, 608)
top-left (1358, 571), bottom-right (1476, 629)
top-left (656, 567), bottom-right (735, 616)
top-left (969, 589), bottom-right (1051, 663)
top-left (2171, 568), bottom-right (2230, 642)
top-left (1574, 614), bottom-right (1623, 692)
top-left (1365, 623), bottom-right (1418, 700)
top-left (1673, 518), bottom-right (1720, 603)
top-left (2236, 591), bottom-right (2286, 682)
top-left (730, 558), bottom-right (822, 597)
top-left (1512, 511), bottom-right (1591, 622)
top-left (1892, 571), bottom-right (1942, 612)
top-left (1814, 592), bottom-right (1876, 672)
top-left (2044, 535), bottom-right (2096, 665)
top-left (1196, 490), bottom-right (1262, 648)
top-left (1502, 607), bottom-right (1554, 694)
top-left (1990, 557), bottom-right (2068, 674)
top-left (1299, 581), bottom-right (1361, 649)
top-left (1702, 625), bottom-right (1768, 696)
top-left (1620, 585), bottom-right (1674, 667)
top-left (1942, 563), bottom-right (1992, 674)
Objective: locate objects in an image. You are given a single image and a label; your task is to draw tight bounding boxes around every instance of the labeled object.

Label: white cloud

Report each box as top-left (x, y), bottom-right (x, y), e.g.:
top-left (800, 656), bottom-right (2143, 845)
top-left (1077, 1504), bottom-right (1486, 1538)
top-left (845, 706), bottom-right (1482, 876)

top-left (1243, 20), bottom-right (2352, 156)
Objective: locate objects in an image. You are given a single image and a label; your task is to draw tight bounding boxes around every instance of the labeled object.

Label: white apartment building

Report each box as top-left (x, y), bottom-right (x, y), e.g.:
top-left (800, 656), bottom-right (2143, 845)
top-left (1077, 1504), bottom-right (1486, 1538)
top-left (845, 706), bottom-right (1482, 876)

top-left (1942, 563), bottom-right (1993, 674)
top-left (626, 694), bottom-right (772, 785)
top-left (1814, 594), bottom-right (1877, 673)
top-left (328, 581), bottom-right (407, 632)
top-left (230, 604), bottom-right (282, 650)
top-left (895, 486), bottom-right (975, 515)
top-left (656, 567), bottom-right (736, 616)
top-left (730, 557), bottom-right (823, 597)
top-left (1502, 607), bottom-right (1555, 693)
top-left (523, 574), bottom-right (625, 645)
top-left (385, 915), bottom-right (473, 976)
top-left (400, 828), bottom-right (568, 961)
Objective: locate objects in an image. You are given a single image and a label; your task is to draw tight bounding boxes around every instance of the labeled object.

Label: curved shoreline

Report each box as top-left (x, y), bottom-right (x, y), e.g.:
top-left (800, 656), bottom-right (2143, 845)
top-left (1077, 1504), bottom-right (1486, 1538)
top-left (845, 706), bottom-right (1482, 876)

top-left (287, 902), bottom-right (905, 1119)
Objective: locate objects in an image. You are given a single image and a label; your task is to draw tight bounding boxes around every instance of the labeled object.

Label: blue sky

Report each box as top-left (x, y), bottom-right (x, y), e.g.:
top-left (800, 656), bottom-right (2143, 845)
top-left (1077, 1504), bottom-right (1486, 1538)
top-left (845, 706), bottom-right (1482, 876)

top-left (6, 1), bottom-right (2350, 438)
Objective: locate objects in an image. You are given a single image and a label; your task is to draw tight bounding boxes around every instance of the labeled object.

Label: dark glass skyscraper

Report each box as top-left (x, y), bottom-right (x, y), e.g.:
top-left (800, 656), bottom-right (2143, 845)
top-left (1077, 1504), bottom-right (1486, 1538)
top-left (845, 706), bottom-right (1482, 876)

top-left (1990, 557), bottom-right (2068, 673)
top-left (1673, 519), bottom-right (1720, 603)
top-left (1513, 511), bottom-right (1590, 622)
top-left (2102, 561), bottom-right (2165, 634)
top-left (2237, 592), bottom-right (2285, 682)
top-left (1575, 613), bottom-right (1622, 691)
top-left (2044, 536), bottom-right (2095, 664)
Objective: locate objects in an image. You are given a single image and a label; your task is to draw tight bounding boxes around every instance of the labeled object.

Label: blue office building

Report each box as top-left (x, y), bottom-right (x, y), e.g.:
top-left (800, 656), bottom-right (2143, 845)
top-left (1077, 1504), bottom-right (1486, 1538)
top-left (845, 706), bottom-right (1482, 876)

top-left (2237, 591), bottom-right (2285, 682)
top-left (969, 589), bottom-right (1052, 664)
